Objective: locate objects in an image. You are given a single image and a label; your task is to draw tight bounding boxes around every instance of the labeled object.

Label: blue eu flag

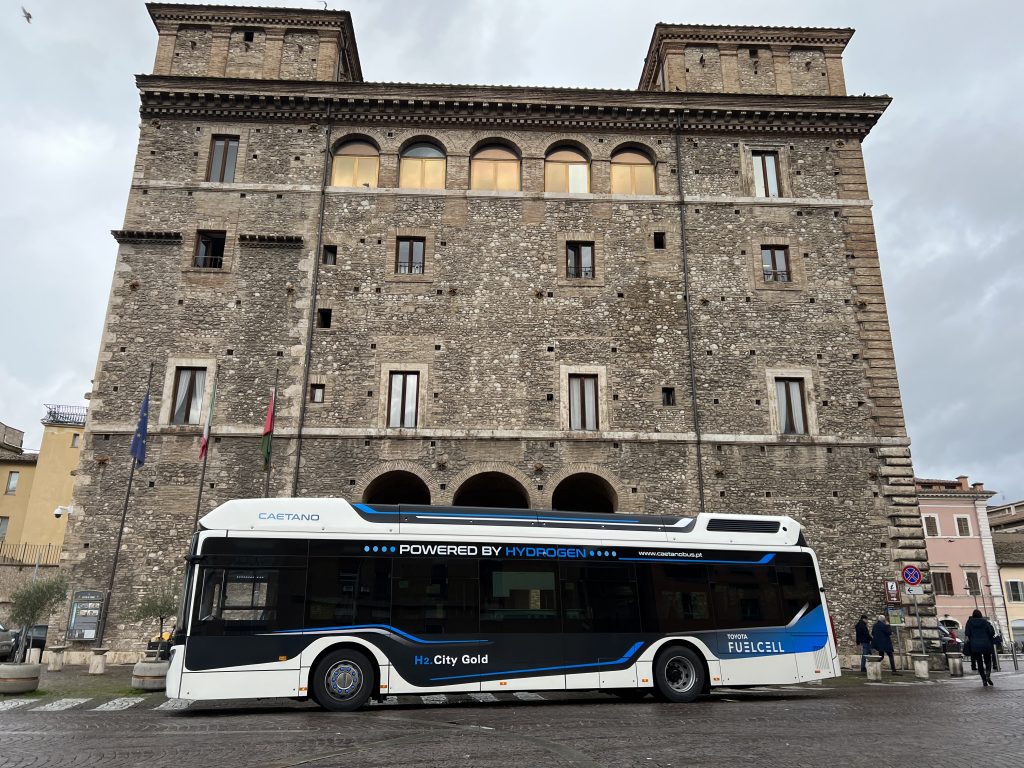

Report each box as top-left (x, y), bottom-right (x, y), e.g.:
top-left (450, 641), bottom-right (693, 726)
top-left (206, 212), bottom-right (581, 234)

top-left (130, 393), bottom-right (149, 465)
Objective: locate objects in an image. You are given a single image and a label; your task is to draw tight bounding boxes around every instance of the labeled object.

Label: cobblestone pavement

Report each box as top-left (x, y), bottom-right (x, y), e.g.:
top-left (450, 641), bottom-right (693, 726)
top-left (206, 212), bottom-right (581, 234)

top-left (1, 668), bottom-right (1021, 768)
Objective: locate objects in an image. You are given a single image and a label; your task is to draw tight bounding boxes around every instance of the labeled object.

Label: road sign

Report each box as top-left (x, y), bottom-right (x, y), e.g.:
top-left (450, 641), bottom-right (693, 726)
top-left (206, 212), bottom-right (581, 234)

top-left (884, 580), bottom-right (901, 604)
top-left (905, 585), bottom-right (924, 595)
top-left (901, 565), bottom-right (923, 586)
top-left (886, 607), bottom-right (906, 626)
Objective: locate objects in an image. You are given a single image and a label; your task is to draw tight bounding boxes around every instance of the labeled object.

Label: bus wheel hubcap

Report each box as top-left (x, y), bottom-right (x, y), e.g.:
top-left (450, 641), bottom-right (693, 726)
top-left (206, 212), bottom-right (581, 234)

top-left (326, 661), bottom-right (362, 699)
top-left (665, 656), bottom-right (695, 692)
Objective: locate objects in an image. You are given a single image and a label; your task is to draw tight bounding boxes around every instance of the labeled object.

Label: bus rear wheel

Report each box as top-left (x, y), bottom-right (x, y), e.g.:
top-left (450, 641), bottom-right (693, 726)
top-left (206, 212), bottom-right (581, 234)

top-left (654, 646), bottom-right (705, 703)
top-left (312, 648), bottom-right (374, 712)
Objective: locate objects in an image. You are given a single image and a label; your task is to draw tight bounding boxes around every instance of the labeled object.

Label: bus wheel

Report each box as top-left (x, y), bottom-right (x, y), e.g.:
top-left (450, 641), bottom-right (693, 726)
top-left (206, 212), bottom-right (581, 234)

top-left (654, 646), bottom-right (705, 703)
top-left (312, 649), bottom-right (374, 712)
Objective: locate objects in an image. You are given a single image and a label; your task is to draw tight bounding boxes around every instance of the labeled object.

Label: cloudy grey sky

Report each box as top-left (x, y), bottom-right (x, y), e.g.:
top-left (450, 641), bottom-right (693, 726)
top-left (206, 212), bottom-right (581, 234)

top-left (0, 1), bottom-right (1020, 502)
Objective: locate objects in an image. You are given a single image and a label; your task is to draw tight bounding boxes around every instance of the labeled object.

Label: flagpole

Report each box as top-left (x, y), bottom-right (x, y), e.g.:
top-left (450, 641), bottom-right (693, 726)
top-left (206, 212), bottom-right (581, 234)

top-left (96, 362), bottom-right (153, 648)
top-left (193, 371), bottom-right (218, 532)
top-left (264, 368), bottom-right (278, 498)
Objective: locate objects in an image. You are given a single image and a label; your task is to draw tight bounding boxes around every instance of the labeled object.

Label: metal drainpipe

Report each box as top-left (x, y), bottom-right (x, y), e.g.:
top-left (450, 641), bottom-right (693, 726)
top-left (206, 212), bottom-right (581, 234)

top-left (673, 111), bottom-right (706, 515)
top-left (292, 101), bottom-right (333, 497)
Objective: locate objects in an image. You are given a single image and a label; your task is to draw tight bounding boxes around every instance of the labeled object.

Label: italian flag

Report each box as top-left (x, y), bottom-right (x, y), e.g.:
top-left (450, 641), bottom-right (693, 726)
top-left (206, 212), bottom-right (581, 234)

top-left (260, 387), bottom-right (276, 467)
top-left (198, 382), bottom-right (216, 459)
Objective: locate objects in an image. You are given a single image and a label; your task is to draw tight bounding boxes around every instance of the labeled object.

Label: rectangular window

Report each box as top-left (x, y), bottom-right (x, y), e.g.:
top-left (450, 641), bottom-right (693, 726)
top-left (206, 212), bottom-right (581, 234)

top-left (568, 374), bottom-right (599, 430)
top-left (5, 471), bottom-right (19, 495)
top-left (932, 572), bottom-right (954, 596)
top-left (1006, 580), bottom-right (1024, 602)
top-left (71, 433), bottom-right (80, 448)
top-left (192, 566), bottom-right (306, 636)
top-left (775, 377), bottom-right (808, 435)
top-left (392, 558), bottom-right (479, 634)
top-left (565, 241), bottom-right (595, 279)
top-left (955, 516), bottom-right (972, 537)
top-left (752, 150), bottom-right (780, 197)
top-left (923, 516), bottom-right (939, 537)
top-left (480, 560), bottom-right (559, 633)
top-left (207, 136), bottom-right (239, 183)
top-left (653, 232), bottom-right (666, 250)
top-left (305, 556), bottom-right (391, 627)
top-left (317, 308), bottom-right (332, 328)
top-left (322, 245), bottom-right (337, 265)
top-left (309, 384), bottom-right (325, 403)
top-left (395, 237), bottom-right (425, 275)
top-left (761, 246), bottom-right (791, 283)
top-left (387, 371), bottom-right (419, 428)
top-left (638, 563), bottom-right (713, 633)
top-left (710, 565), bottom-right (783, 629)
top-left (561, 563), bottom-right (640, 633)
top-left (171, 366), bottom-right (207, 425)
top-left (661, 387), bottom-right (676, 406)
top-left (0, 516), bottom-right (8, 540)
top-left (965, 572), bottom-right (981, 595)
top-left (194, 231), bottom-right (226, 269)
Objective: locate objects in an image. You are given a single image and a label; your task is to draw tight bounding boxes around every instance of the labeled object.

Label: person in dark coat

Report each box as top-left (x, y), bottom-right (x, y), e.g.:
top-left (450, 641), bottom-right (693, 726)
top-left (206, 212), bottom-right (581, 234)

top-left (855, 614), bottom-right (873, 673)
top-left (871, 614), bottom-right (901, 674)
top-left (964, 609), bottom-right (996, 686)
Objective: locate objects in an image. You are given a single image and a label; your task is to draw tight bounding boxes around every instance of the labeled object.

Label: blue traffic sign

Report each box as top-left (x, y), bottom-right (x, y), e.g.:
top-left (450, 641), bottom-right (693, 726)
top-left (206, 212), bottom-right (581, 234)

top-left (901, 565), bottom-right (923, 586)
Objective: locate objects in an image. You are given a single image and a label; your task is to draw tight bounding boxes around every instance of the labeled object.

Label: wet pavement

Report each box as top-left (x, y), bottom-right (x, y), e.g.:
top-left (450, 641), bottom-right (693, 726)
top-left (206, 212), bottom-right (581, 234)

top-left (1, 665), bottom-right (1021, 767)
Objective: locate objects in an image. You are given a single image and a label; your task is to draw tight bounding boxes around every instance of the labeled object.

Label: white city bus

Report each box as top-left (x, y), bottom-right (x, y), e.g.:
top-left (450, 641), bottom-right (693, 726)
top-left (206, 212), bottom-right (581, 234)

top-left (166, 498), bottom-right (840, 710)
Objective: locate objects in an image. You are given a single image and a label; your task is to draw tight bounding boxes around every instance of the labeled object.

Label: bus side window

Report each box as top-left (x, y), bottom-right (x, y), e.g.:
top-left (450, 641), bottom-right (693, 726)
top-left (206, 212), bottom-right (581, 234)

top-left (306, 557), bottom-right (392, 627)
top-left (637, 563), bottom-right (712, 633)
top-left (776, 566), bottom-right (821, 621)
top-left (710, 565), bottom-right (784, 629)
top-left (192, 567), bottom-right (305, 636)
top-left (560, 563), bottom-right (640, 633)
top-left (392, 558), bottom-right (479, 635)
top-left (196, 568), bottom-right (225, 624)
top-left (480, 560), bottom-right (559, 633)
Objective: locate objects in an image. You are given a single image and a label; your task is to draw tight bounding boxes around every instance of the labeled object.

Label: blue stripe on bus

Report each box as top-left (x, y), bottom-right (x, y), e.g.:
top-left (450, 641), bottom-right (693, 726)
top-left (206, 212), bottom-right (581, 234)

top-left (271, 624), bottom-right (486, 645)
top-left (353, 503), bottom-right (642, 525)
top-left (429, 641), bottom-right (645, 682)
top-left (619, 553), bottom-right (775, 565)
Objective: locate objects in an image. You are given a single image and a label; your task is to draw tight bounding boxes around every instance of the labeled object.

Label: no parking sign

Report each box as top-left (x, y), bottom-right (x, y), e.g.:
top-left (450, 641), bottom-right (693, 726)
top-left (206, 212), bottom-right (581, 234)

top-left (901, 565), bottom-right (923, 586)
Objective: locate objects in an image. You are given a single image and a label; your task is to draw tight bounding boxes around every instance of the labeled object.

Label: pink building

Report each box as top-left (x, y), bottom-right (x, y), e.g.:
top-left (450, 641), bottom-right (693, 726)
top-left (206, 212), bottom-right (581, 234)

top-left (917, 476), bottom-right (1008, 636)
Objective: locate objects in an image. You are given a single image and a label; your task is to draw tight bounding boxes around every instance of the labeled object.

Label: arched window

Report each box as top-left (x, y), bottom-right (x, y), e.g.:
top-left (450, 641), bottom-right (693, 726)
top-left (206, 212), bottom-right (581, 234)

top-left (399, 142), bottom-right (446, 190)
top-left (331, 140), bottom-right (379, 188)
top-left (545, 147), bottom-right (589, 193)
top-left (470, 144), bottom-right (520, 192)
top-left (610, 148), bottom-right (656, 195)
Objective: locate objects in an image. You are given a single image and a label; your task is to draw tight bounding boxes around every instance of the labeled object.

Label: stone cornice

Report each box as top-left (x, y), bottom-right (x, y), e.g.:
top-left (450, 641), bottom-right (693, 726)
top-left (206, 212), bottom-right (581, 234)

top-left (111, 229), bottom-right (183, 244)
top-left (136, 75), bottom-right (890, 136)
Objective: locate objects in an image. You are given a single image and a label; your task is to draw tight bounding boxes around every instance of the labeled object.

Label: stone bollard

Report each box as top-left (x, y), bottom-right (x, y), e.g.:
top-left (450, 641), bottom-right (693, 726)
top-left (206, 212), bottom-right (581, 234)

top-left (88, 648), bottom-right (109, 675)
top-left (911, 654), bottom-right (929, 680)
top-left (866, 657), bottom-right (883, 681)
top-left (27, 648), bottom-right (42, 665)
top-left (47, 646), bottom-right (67, 672)
top-left (947, 653), bottom-right (964, 677)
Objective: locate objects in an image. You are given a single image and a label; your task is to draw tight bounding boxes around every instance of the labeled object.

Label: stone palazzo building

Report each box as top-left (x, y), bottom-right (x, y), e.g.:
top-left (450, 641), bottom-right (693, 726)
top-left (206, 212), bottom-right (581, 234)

top-left (58, 4), bottom-right (929, 658)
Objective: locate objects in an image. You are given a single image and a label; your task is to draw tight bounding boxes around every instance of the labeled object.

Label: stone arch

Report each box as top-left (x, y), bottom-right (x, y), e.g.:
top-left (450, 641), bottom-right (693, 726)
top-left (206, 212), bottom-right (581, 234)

top-left (551, 473), bottom-right (617, 513)
top-left (353, 461), bottom-right (439, 505)
top-left (541, 464), bottom-right (633, 513)
top-left (448, 463), bottom-right (535, 509)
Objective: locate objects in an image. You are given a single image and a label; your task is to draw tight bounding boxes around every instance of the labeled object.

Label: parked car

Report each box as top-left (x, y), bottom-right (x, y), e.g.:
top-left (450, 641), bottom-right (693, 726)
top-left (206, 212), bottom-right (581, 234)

top-left (929, 624), bottom-right (963, 654)
top-left (10, 625), bottom-right (48, 656)
top-left (0, 622), bottom-right (15, 661)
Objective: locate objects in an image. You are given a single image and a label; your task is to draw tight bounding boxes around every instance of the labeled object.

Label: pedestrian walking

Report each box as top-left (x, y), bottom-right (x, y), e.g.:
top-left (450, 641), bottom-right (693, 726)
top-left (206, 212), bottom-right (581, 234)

top-left (964, 609), bottom-right (996, 686)
top-left (855, 614), bottom-right (873, 673)
top-left (871, 614), bottom-right (901, 675)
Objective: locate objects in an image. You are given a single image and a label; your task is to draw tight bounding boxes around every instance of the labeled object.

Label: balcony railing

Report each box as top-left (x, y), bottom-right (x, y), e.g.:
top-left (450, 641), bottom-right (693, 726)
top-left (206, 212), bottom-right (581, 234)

top-left (396, 262), bottom-right (425, 275)
top-left (763, 269), bottom-right (791, 283)
top-left (566, 266), bottom-right (595, 279)
top-left (0, 542), bottom-right (61, 568)
top-left (43, 404), bottom-right (86, 427)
